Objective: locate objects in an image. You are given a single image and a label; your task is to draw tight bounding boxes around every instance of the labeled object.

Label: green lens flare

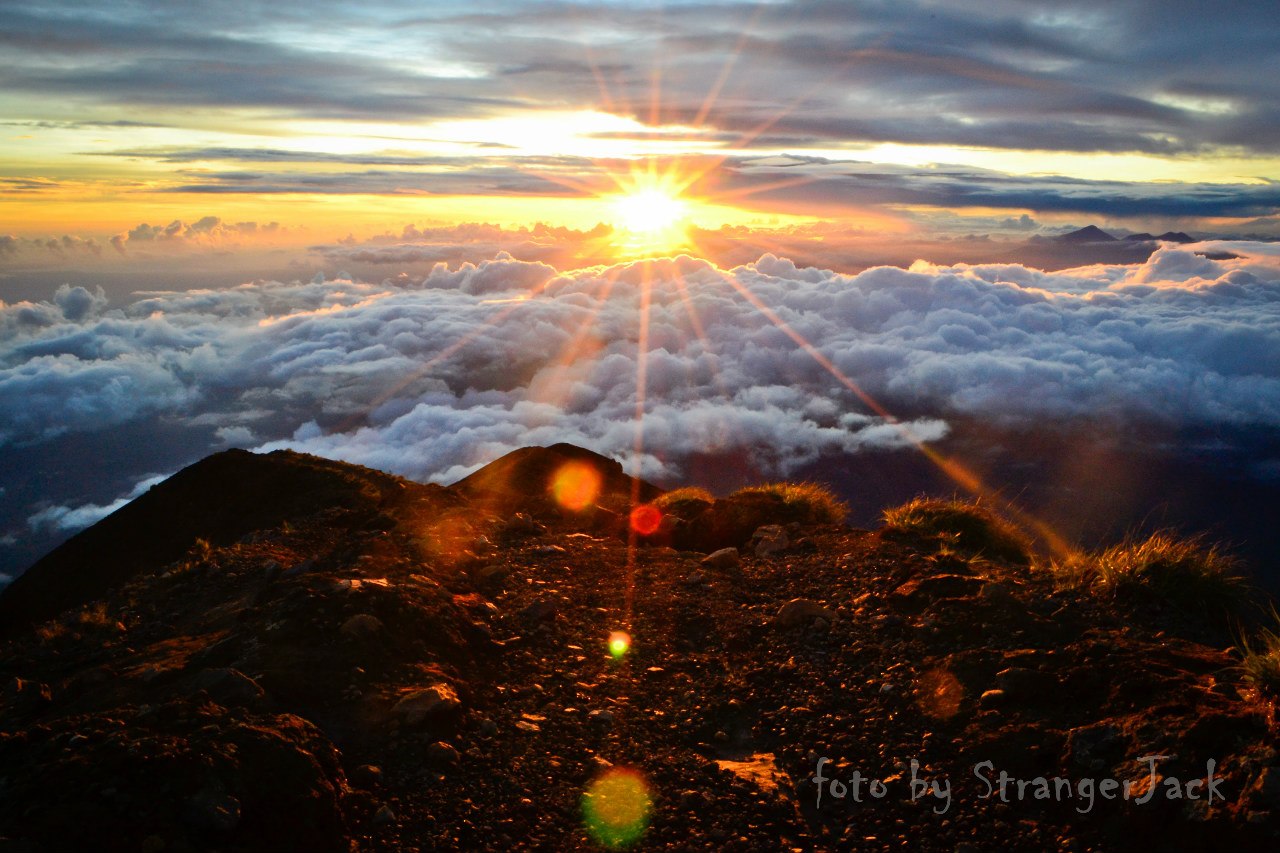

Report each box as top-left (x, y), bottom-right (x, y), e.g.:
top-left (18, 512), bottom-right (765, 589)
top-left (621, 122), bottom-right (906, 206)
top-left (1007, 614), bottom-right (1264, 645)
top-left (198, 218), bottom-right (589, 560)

top-left (608, 630), bottom-right (631, 659)
top-left (582, 768), bottom-right (652, 848)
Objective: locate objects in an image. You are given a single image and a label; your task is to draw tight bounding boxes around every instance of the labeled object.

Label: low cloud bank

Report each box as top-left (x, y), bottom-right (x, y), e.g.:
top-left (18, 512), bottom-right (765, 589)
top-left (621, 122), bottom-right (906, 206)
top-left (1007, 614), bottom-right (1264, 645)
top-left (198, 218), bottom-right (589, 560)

top-left (2, 241), bottom-right (1279, 532)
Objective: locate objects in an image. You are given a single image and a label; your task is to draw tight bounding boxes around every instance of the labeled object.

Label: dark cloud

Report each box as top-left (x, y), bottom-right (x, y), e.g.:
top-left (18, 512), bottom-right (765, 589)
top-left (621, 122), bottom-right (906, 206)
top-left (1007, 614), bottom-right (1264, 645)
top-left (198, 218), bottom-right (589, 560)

top-left (2, 0), bottom-right (1277, 156)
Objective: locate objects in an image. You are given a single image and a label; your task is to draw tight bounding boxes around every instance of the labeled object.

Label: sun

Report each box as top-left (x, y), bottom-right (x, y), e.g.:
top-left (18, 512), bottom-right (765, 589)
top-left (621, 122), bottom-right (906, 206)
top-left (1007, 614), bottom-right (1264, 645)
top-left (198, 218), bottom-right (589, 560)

top-left (606, 178), bottom-right (691, 256)
top-left (614, 188), bottom-right (687, 234)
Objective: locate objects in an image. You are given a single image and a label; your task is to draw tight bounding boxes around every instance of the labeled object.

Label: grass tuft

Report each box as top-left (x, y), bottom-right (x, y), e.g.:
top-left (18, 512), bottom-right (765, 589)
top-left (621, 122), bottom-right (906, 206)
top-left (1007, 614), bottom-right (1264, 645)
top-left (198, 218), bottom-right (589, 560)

top-left (654, 487), bottom-right (715, 514)
top-left (1053, 532), bottom-right (1250, 617)
top-left (730, 482), bottom-right (848, 525)
top-left (882, 497), bottom-right (1030, 563)
top-left (1238, 620), bottom-right (1280, 697)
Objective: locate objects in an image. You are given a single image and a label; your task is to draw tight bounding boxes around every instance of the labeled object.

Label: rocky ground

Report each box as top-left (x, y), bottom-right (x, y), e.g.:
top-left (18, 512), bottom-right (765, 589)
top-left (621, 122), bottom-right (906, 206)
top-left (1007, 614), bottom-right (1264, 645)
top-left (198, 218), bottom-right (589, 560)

top-left (1, 446), bottom-right (1278, 852)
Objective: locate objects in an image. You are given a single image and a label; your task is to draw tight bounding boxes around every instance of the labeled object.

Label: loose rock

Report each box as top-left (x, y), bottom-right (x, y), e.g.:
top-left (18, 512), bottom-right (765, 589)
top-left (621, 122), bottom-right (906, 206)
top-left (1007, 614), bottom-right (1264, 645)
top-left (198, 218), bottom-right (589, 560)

top-left (701, 547), bottom-right (741, 570)
top-left (775, 598), bottom-right (837, 628)
top-left (391, 683), bottom-right (461, 726)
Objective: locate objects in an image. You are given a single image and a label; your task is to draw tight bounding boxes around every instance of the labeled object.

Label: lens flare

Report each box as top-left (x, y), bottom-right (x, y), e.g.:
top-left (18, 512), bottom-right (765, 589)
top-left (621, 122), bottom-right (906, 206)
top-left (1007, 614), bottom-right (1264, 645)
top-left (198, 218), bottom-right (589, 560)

top-left (551, 460), bottom-right (603, 511)
top-left (916, 667), bottom-right (964, 720)
top-left (629, 504), bottom-right (662, 536)
top-left (582, 768), bottom-right (652, 848)
top-left (608, 630), bottom-right (631, 659)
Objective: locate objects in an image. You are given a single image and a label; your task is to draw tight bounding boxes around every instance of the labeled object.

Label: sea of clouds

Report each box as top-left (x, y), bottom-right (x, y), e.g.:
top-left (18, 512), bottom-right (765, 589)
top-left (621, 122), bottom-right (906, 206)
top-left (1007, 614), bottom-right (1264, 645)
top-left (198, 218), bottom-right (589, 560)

top-left (2, 241), bottom-right (1279, 544)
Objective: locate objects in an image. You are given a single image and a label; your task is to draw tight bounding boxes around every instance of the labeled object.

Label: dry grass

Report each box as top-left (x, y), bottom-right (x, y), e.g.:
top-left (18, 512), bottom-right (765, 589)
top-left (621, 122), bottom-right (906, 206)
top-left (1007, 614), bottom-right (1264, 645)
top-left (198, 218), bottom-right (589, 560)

top-left (1238, 619), bottom-right (1280, 697)
top-left (654, 487), bottom-right (715, 511)
top-left (35, 601), bottom-right (120, 644)
top-left (730, 482), bottom-right (848, 525)
top-left (1053, 532), bottom-right (1250, 616)
top-left (882, 497), bottom-right (1031, 563)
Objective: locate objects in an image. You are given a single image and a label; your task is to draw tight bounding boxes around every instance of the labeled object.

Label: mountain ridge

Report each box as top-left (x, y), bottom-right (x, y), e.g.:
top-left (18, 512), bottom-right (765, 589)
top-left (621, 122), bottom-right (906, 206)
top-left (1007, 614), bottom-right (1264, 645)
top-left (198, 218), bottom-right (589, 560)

top-left (2, 446), bottom-right (1279, 851)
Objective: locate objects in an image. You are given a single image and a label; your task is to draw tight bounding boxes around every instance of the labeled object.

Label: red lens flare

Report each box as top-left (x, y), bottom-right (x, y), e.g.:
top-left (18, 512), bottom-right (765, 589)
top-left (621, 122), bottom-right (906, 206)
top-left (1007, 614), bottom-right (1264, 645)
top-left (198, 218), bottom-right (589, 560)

top-left (629, 504), bottom-right (662, 536)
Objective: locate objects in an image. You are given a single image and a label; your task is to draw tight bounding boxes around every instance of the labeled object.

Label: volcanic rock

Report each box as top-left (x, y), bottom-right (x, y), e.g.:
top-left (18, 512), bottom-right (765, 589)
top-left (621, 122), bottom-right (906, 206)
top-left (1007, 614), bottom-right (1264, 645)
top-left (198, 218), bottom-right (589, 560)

top-left (391, 683), bottom-right (461, 726)
top-left (1, 446), bottom-right (1277, 852)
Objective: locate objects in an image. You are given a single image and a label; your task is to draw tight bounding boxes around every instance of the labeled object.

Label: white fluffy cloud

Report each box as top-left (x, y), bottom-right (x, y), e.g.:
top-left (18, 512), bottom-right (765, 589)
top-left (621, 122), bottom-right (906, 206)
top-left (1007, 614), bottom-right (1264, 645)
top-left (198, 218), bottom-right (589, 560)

top-left (2, 243), bottom-right (1279, 495)
top-left (26, 473), bottom-right (168, 533)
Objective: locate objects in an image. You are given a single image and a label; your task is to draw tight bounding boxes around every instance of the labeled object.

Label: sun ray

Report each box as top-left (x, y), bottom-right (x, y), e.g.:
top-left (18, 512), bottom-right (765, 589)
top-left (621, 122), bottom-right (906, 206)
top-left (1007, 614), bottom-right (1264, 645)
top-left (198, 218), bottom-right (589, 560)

top-left (707, 265), bottom-right (1074, 558)
top-left (332, 273), bottom-right (563, 435)
top-left (690, 2), bottom-right (773, 130)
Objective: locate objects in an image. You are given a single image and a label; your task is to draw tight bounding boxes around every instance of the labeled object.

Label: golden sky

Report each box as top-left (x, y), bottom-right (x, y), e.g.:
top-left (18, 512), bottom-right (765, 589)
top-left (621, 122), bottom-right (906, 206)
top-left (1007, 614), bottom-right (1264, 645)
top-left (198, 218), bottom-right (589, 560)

top-left (2, 0), bottom-right (1279, 245)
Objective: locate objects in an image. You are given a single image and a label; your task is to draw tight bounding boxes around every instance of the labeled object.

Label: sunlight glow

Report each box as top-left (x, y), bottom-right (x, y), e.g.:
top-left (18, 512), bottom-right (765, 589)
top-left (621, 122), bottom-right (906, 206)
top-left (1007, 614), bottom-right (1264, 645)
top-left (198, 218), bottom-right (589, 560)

top-left (608, 181), bottom-right (691, 256)
top-left (614, 189), bottom-right (687, 234)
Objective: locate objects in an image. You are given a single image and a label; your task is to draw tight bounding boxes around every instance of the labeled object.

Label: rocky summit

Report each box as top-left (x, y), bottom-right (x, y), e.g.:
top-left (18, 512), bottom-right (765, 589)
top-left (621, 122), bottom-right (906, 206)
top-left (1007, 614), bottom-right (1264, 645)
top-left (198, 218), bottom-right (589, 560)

top-left (1, 446), bottom-right (1279, 852)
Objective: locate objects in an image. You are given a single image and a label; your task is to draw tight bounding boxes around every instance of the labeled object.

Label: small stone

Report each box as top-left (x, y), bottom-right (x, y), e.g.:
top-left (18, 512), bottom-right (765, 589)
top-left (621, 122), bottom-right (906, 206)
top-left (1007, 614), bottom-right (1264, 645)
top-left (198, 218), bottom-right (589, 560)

top-left (519, 597), bottom-right (558, 623)
top-left (893, 574), bottom-right (985, 603)
top-left (701, 548), bottom-right (740, 570)
top-left (391, 683), bottom-right (461, 726)
top-left (979, 689), bottom-right (1006, 707)
top-left (775, 598), bottom-right (837, 628)
top-left (140, 835), bottom-right (166, 853)
top-left (501, 513), bottom-right (545, 538)
top-left (752, 525), bottom-right (789, 557)
top-left (588, 709), bottom-right (615, 726)
top-left (340, 613), bottom-right (384, 638)
top-left (685, 572), bottom-right (705, 586)
top-left (476, 564), bottom-right (509, 587)
top-left (479, 718), bottom-right (499, 737)
top-left (351, 764), bottom-right (383, 790)
top-left (372, 804), bottom-right (397, 826)
top-left (426, 741), bottom-right (460, 765)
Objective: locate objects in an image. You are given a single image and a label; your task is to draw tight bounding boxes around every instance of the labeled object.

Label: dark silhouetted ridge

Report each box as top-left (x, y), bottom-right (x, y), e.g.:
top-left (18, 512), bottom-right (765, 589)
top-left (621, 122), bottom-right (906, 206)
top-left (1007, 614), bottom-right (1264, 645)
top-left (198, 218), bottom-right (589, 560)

top-left (452, 442), bottom-right (661, 514)
top-left (0, 449), bottom-right (444, 636)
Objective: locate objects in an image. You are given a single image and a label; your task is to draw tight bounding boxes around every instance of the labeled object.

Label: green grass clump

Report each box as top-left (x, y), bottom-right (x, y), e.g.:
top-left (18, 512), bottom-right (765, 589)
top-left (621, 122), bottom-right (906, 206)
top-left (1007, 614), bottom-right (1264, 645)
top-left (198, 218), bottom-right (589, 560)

top-left (882, 497), bottom-right (1030, 563)
top-left (1238, 622), bottom-right (1280, 697)
top-left (730, 482), bottom-right (848, 525)
top-left (1054, 532), bottom-right (1250, 617)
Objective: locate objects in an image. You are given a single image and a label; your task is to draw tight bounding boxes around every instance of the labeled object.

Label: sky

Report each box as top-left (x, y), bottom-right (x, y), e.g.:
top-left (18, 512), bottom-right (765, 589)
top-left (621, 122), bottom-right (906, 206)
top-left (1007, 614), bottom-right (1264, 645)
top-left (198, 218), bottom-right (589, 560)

top-left (2, 0), bottom-right (1280, 582)
top-left (2, 0), bottom-right (1280, 242)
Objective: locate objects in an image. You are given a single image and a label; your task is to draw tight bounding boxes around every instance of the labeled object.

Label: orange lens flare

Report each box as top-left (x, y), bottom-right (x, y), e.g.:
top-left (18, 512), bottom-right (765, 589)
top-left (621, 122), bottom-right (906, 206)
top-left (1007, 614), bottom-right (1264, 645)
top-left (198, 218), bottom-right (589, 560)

top-left (551, 461), bottom-right (603, 511)
top-left (582, 767), bottom-right (652, 848)
top-left (629, 504), bottom-right (662, 536)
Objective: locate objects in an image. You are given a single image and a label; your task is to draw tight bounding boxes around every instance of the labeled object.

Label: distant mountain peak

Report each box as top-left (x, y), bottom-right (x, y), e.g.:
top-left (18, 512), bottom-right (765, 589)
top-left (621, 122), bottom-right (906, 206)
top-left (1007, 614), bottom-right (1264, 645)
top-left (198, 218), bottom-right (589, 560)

top-left (1055, 225), bottom-right (1118, 243)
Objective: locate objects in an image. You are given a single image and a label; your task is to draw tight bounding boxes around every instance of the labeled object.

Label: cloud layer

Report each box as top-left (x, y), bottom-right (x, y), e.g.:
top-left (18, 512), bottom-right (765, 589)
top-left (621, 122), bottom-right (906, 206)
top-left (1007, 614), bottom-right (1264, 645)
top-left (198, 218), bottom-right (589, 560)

top-left (3, 242), bottom-right (1280, 538)
top-left (5, 0), bottom-right (1279, 155)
